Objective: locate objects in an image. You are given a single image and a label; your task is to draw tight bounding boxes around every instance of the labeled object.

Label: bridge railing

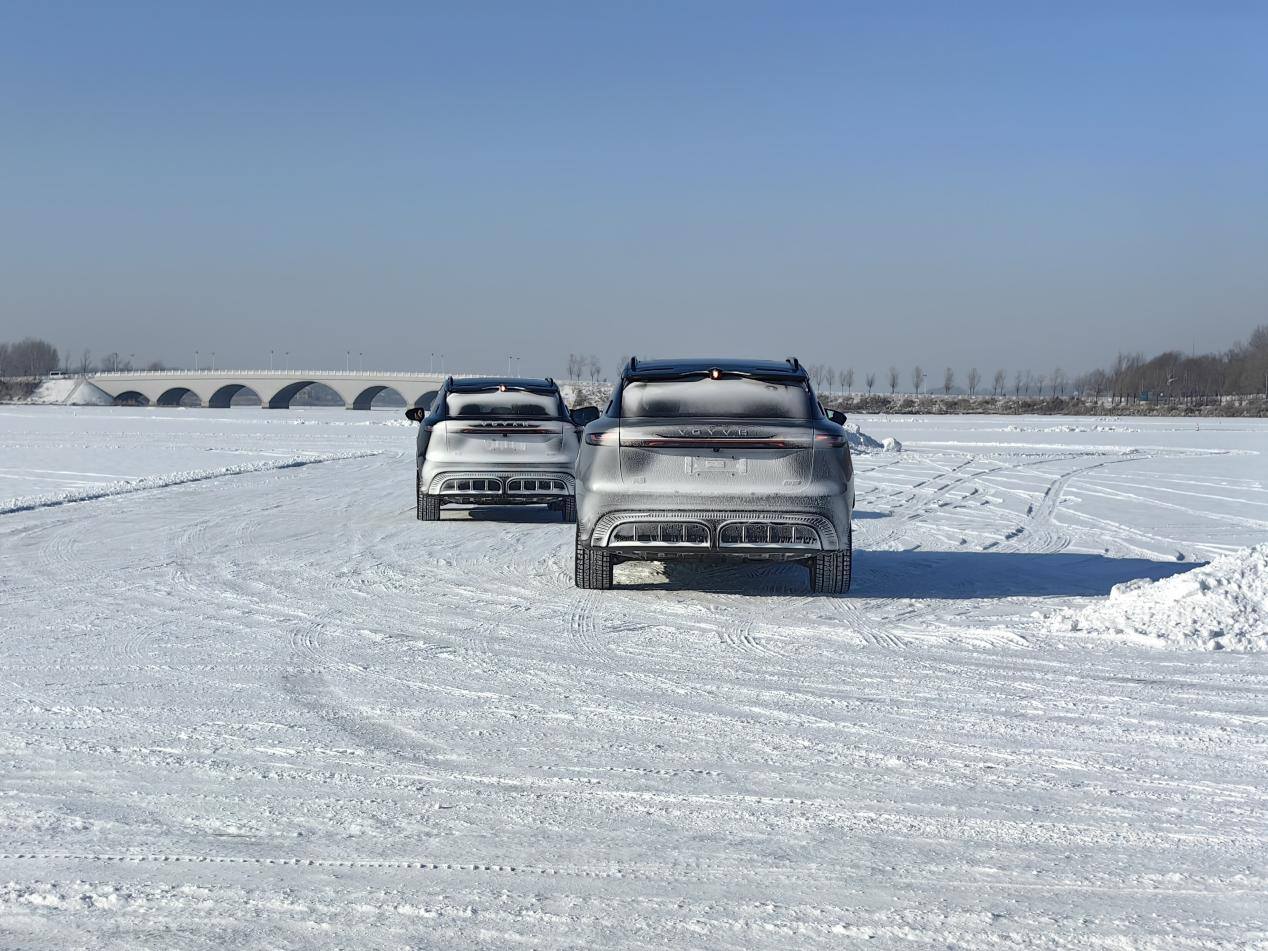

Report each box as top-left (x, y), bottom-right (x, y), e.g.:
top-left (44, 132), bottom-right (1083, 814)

top-left (83, 369), bottom-right (476, 379)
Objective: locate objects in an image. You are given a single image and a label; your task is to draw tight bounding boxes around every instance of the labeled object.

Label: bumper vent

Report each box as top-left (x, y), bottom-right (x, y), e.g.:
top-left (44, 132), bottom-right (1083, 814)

top-left (506, 477), bottom-right (569, 495)
top-left (439, 477), bottom-right (502, 494)
top-left (718, 522), bottom-right (819, 549)
top-left (609, 521), bottom-right (710, 547)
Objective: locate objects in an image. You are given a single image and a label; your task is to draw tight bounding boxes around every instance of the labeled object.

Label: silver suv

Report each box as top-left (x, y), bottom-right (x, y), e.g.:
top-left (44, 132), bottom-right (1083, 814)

top-left (407, 377), bottom-right (583, 521)
top-left (573, 358), bottom-right (854, 593)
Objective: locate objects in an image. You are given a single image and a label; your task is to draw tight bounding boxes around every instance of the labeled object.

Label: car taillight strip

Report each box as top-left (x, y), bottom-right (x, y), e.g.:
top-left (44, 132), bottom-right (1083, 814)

top-left (623, 438), bottom-right (798, 448)
top-left (459, 427), bottom-right (551, 434)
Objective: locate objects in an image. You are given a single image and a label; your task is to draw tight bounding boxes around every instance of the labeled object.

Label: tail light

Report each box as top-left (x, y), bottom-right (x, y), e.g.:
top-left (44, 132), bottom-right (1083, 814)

top-left (585, 430), bottom-right (618, 446)
top-left (621, 437), bottom-right (796, 448)
top-left (815, 432), bottom-right (847, 448)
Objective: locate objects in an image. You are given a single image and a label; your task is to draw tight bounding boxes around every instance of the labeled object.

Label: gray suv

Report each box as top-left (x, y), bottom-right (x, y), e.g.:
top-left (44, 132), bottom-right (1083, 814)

top-left (407, 377), bottom-right (582, 521)
top-left (573, 358), bottom-right (854, 593)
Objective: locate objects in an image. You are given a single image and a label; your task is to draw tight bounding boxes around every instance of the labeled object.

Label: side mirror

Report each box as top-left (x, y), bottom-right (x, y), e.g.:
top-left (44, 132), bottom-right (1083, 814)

top-left (405, 407), bottom-right (428, 422)
top-left (825, 409), bottom-right (848, 425)
top-left (571, 406), bottom-right (601, 426)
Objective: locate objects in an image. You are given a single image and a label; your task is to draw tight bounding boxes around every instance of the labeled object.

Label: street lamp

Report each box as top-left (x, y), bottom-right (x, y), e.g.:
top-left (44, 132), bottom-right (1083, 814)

top-left (346, 350), bottom-right (351, 372)
top-left (194, 350), bottom-right (200, 372)
top-left (430, 352), bottom-right (434, 373)
top-left (211, 351), bottom-right (216, 371)
top-left (285, 351), bottom-right (290, 372)
top-left (359, 351), bottom-right (364, 372)
top-left (269, 349), bottom-right (274, 371)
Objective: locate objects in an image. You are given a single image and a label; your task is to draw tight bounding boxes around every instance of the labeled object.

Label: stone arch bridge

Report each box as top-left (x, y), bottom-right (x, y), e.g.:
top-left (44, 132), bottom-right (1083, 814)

top-left (84, 370), bottom-right (455, 410)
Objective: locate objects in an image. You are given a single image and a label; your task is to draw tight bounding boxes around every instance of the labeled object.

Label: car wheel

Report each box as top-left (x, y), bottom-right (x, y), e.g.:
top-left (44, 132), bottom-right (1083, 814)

top-left (574, 535), bottom-right (613, 589)
top-left (560, 496), bottom-right (577, 523)
top-left (809, 530), bottom-right (851, 594)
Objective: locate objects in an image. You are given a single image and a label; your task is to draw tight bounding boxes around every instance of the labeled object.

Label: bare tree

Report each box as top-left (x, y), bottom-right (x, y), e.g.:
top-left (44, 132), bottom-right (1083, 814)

top-left (865, 371), bottom-right (876, 395)
top-left (993, 368), bottom-right (1007, 397)
top-left (77, 349), bottom-right (93, 375)
top-left (3, 338), bottom-right (60, 377)
top-left (887, 366), bottom-right (899, 395)
top-left (966, 367), bottom-right (980, 396)
top-left (843, 367), bottom-right (855, 394)
top-left (617, 354), bottom-right (630, 378)
top-left (943, 366), bottom-right (955, 395)
top-left (1013, 370), bottom-right (1023, 397)
top-left (588, 354), bottom-right (601, 382)
top-left (1024, 370), bottom-right (1034, 397)
top-left (1036, 373), bottom-right (1047, 397)
top-left (567, 353), bottom-right (584, 379)
top-left (911, 365), bottom-right (924, 395)
top-left (0, 343), bottom-right (7, 378)
top-left (1052, 367), bottom-right (1065, 398)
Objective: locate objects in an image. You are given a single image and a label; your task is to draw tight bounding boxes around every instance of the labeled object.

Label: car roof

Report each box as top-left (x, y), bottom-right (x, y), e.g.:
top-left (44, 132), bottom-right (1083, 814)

top-left (446, 376), bottom-right (558, 393)
top-left (622, 358), bottom-right (806, 381)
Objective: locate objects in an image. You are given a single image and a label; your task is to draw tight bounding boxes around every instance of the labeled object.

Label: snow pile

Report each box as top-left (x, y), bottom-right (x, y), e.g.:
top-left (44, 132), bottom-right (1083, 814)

top-left (27, 377), bottom-right (113, 405)
top-left (882, 436), bottom-right (902, 452)
top-left (0, 451), bottom-right (379, 515)
top-left (842, 423), bottom-right (883, 452)
top-left (1048, 546), bottom-right (1268, 652)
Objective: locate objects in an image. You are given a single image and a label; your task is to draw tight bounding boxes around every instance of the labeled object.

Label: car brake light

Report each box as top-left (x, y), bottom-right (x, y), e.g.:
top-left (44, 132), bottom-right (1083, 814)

top-left (815, 432), bottom-right (847, 448)
top-left (585, 431), bottom-right (617, 446)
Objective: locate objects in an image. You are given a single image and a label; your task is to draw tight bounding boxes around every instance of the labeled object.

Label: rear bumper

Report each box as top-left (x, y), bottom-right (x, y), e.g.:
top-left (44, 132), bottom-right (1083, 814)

top-left (420, 467), bottom-right (575, 504)
top-left (582, 506), bottom-right (850, 559)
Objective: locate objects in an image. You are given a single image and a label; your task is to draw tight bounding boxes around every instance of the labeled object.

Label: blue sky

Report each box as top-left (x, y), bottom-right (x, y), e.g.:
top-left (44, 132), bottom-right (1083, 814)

top-left (2, 2), bottom-right (1265, 378)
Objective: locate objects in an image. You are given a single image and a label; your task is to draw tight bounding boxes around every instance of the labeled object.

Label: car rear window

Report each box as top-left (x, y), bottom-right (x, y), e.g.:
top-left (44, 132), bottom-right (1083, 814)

top-left (446, 391), bottom-right (563, 418)
top-left (620, 378), bottom-right (812, 419)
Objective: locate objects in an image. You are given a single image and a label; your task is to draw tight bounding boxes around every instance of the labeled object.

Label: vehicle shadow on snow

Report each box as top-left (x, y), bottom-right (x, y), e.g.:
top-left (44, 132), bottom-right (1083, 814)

top-left (855, 550), bottom-right (1199, 599)
top-left (457, 506), bottom-right (568, 524)
top-left (620, 551), bottom-right (1198, 599)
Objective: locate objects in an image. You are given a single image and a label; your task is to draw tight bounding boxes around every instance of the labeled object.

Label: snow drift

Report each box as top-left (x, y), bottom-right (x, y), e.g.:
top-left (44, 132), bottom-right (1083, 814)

top-left (1048, 545), bottom-right (1268, 651)
top-left (0, 451), bottom-right (379, 515)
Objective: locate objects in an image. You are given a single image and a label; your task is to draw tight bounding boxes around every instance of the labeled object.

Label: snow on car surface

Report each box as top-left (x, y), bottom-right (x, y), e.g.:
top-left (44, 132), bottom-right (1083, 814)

top-left (0, 405), bottom-right (1266, 948)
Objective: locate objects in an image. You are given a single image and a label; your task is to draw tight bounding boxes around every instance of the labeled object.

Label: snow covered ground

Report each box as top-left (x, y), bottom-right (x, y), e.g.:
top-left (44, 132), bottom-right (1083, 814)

top-left (0, 406), bottom-right (1265, 948)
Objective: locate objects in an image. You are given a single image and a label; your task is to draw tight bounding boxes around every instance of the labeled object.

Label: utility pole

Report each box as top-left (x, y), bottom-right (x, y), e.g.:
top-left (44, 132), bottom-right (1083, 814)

top-left (211, 351), bottom-right (216, 371)
top-left (359, 351), bottom-right (364, 372)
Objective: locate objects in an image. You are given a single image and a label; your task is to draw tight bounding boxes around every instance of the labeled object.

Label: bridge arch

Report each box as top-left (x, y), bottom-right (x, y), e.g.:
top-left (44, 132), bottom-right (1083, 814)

top-left (415, 389), bottom-right (440, 409)
top-left (156, 386), bottom-right (201, 408)
top-left (113, 390), bottom-right (150, 407)
top-left (265, 380), bottom-right (346, 409)
top-left (351, 384), bottom-right (407, 410)
top-left (208, 383), bottom-right (262, 408)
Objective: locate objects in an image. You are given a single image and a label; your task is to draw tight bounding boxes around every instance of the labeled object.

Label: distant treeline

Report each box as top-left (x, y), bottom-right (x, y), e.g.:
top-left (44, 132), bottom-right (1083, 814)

top-left (0, 338), bottom-right (166, 378)
top-left (1075, 324), bottom-right (1268, 404)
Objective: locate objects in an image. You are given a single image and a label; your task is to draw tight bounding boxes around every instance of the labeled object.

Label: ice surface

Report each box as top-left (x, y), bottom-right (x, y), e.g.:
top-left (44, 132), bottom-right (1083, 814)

top-left (0, 406), bottom-right (1265, 948)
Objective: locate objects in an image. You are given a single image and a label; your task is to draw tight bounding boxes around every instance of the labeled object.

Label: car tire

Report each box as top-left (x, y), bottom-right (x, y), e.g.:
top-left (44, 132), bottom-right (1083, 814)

top-left (417, 474), bottom-right (441, 521)
top-left (575, 536), bottom-right (613, 589)
top-left (560, 496), bottom-right (577, 523)
top-left (809, 529), bottom-right (851, 594)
